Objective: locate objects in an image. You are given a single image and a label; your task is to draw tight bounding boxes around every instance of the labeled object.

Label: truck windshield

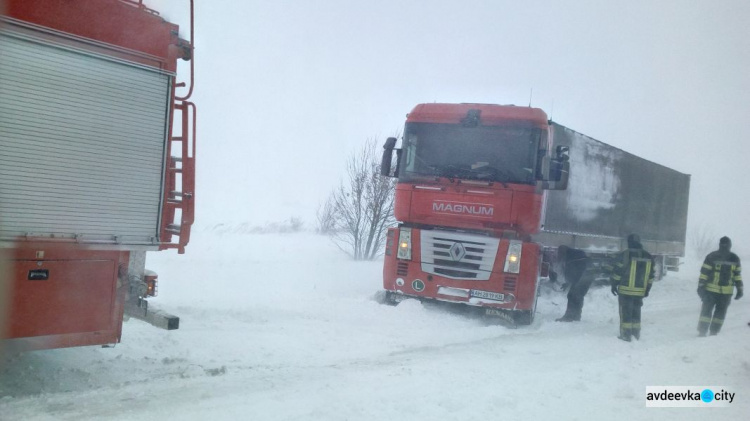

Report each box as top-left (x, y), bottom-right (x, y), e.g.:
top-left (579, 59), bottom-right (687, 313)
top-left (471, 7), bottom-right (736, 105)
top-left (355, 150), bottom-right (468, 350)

top-left (399, 122), bottom-right (541, 184)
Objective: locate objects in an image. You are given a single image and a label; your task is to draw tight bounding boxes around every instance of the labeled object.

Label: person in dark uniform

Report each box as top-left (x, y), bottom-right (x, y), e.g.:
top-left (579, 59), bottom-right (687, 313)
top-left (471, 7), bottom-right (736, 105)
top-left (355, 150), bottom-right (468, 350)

top-left (610, 234), bottom-right (655, 342)
top-left (697, 236), bottom-right (743, 336)
top-left (555, 245), bottom-right (591, 322)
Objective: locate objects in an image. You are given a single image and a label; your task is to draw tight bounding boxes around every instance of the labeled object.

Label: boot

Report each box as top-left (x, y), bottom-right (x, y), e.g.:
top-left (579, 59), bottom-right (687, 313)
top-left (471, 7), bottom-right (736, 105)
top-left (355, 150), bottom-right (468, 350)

top-left (556, 302), bottom-right (581, 322)
top-left (618, 335), bottom-right (632, 342)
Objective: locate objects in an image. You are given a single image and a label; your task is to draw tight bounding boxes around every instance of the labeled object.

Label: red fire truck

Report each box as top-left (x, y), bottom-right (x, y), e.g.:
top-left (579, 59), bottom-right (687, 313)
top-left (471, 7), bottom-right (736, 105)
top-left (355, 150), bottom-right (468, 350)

top-left (380, 103), bottom-right (689, 324)
top-left (0, 0), bottom-right (196, 351)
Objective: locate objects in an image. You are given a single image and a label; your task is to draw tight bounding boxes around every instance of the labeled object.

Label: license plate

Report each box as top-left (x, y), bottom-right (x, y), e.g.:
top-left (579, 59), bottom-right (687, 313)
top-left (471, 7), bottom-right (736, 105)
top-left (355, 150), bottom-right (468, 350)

top-left (470, 290), bottom-right (505, 301)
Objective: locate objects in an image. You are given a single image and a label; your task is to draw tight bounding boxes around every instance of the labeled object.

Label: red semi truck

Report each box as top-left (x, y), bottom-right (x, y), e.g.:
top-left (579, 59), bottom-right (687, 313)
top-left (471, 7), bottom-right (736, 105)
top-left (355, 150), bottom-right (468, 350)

top-left (380, 103), bottom-right (690, 324)
top-left (0, 0), bottom-right (196, 351)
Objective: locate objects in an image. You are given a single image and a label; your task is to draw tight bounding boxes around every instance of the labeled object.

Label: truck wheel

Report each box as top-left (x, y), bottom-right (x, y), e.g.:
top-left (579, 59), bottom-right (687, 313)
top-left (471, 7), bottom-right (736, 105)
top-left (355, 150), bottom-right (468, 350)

top-left (382, 291), bottom-right (402, 306)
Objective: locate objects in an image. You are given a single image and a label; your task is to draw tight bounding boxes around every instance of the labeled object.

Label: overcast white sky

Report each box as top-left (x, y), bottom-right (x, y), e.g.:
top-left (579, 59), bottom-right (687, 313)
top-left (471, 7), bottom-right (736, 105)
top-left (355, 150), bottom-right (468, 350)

top-left (153, 0), bottom-right (749, 250)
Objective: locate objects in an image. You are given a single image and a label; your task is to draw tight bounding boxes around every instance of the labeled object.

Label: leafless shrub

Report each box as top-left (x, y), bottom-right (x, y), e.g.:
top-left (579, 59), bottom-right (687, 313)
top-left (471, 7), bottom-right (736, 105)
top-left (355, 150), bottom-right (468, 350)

top-left (319, 138), bottom-right (397, 260)
top-left (316, 199), bottom-right (337, 235)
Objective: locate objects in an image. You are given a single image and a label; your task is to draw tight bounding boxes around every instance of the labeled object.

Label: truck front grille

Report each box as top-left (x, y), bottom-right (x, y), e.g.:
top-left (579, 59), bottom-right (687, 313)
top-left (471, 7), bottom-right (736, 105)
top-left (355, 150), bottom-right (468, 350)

top-left (420, 230), bottom-right (500, 280)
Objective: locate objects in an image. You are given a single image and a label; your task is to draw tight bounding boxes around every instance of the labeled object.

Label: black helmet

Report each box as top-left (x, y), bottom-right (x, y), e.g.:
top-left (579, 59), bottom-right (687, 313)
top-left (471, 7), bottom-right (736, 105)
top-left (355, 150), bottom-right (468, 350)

top-left (720, 236), bottom-right (732, 251)
top-left (627, 234), bottom-right (641, 249)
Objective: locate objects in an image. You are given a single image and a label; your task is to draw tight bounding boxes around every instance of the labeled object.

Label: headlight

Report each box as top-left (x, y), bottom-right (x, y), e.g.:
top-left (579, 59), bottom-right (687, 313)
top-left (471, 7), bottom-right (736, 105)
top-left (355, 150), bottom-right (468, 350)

top-left (503, 240), bottom-right (522, 273)
top-left (397, 227), bottom-right (412, 260)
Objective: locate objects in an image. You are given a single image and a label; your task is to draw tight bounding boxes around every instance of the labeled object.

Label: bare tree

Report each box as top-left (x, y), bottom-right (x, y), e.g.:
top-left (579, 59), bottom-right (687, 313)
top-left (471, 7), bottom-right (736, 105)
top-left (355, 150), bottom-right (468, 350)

top-left (319, 138), bottom-right (397, 260)
top-left (688, 222), bottom-right (718, 260)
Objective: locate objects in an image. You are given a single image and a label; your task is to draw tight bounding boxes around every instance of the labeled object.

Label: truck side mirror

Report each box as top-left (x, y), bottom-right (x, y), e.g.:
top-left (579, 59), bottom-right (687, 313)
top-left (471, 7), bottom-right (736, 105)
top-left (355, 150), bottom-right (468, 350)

top-left (381, 137), bottom-right (398, 177)
top-left (551, 145), bottom-right (570, 189)
top-left (538, 146), bottom-right (570, 190)
top-left (553, 160), bottom-right (569, 190)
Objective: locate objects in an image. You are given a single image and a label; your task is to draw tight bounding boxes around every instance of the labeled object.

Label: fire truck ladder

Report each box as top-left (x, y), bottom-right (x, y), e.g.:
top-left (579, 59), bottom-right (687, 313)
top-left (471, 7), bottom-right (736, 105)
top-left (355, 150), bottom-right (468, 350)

top-left (160, 99), bottom-right (196, 254)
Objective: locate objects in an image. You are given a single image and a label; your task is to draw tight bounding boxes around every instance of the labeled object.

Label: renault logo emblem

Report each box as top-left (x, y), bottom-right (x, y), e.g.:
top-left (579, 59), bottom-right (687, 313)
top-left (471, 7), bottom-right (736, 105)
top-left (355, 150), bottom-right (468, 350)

top-left (449, 242), bottom-right (466, 261)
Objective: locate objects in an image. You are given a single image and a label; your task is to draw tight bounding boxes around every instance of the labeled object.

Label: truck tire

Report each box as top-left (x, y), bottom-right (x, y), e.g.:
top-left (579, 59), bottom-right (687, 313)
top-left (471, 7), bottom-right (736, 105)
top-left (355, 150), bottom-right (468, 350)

top-left (654, 255), bottom-right (666, 281)
top-left (382, 290), bottom-right (403, 306)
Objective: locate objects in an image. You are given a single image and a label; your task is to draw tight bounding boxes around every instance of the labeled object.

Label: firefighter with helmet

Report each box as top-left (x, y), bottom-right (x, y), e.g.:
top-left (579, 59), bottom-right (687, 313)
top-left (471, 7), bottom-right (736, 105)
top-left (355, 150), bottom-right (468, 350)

top-left (610, 234), bottom-right (655, 342)
top-left (697, 236), bottom-right (743, 336)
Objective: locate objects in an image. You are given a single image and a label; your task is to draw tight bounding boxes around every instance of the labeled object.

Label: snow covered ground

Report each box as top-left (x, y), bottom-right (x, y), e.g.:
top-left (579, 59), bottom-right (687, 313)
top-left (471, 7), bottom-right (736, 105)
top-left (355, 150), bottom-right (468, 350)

top-left (1, 229), bottom-right (748, 420)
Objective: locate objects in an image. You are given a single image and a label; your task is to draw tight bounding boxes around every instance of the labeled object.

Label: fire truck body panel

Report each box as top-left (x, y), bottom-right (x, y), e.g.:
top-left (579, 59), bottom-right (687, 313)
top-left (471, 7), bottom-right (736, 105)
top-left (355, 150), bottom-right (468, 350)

top-left (5, 245), bottom-right (128, 350)
top-left (0, 0), bottom-right (194, 351)
top-left (3, 0), bottom-right (181, 71)
top-left (0, 30), bottom-right (172, 246)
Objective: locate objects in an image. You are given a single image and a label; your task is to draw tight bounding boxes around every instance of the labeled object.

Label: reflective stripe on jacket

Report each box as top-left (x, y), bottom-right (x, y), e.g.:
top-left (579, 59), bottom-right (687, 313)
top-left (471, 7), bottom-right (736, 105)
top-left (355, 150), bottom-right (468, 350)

top-left (700, 251), bottom-right (742, 295)
top-left (611, 248), bottom-right (655, 297)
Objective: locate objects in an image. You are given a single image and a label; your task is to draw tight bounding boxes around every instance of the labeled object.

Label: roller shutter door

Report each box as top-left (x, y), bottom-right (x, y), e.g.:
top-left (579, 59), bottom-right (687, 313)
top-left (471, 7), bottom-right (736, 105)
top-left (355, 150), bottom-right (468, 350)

top-left (0, 32), bottom-right (171, 245)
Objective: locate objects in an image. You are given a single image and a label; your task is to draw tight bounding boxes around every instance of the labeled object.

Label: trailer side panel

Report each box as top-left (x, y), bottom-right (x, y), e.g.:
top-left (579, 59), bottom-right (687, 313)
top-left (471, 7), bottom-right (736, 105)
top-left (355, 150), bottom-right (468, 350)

top-left (541, 122), bottom-right (690, 253)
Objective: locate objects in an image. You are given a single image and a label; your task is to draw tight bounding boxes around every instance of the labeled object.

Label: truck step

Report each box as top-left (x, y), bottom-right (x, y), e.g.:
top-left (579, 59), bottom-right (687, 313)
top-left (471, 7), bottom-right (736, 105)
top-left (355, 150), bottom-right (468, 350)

top-left (166, 224), bottom-right (182, 234)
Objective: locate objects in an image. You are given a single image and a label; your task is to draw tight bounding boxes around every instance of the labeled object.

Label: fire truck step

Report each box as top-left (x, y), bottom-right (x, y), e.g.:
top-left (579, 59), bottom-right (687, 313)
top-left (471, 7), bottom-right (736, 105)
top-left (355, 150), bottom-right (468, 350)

top-left (166, 224), bottom-right (182, 234)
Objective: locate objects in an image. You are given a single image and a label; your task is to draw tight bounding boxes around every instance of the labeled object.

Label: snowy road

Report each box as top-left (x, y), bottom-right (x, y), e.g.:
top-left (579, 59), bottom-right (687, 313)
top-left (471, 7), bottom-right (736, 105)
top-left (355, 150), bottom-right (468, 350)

top-left (1, 230), bottom-right (748, 420)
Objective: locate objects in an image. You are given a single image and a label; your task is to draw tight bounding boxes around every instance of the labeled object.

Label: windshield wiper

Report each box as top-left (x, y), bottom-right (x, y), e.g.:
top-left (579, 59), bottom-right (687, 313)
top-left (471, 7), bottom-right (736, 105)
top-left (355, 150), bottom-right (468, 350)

top-left (430, 164), bottom-right (473, 180)
top-left (472, 165), bottom-right (513, 186)
top-left (425, 164), bottom-right (510, 187)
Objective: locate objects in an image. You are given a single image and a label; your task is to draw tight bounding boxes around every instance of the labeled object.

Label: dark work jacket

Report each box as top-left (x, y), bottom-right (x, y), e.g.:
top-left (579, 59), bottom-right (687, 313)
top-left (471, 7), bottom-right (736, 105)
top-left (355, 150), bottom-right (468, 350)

top-left (610, 247), bottom-right (655, 297)
top-left (564, 248), bottom-right (589, 284)
top-left (700, 250), bottom-right (742, 295)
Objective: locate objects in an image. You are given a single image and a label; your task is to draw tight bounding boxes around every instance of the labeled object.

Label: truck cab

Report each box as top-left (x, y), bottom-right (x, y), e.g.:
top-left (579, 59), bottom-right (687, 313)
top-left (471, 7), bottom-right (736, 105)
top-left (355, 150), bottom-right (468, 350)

top-left (381, 103), bottom-right (568, 324)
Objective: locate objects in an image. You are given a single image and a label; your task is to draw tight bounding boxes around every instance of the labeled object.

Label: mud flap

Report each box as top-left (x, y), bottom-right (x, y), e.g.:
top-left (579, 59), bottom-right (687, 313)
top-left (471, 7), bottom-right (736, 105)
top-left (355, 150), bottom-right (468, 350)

top-left (484, 308), bottom-right (518, 328)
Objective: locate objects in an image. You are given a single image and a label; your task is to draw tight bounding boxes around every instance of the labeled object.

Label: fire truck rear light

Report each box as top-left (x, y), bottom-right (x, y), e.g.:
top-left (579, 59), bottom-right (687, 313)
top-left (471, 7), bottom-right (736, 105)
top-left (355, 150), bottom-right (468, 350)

top-left (397, 227), bottom-right (412, 260)
top-left (145, 275), bottom-right (158, 297)
top-left (503, 240), bottom-right (522, 273)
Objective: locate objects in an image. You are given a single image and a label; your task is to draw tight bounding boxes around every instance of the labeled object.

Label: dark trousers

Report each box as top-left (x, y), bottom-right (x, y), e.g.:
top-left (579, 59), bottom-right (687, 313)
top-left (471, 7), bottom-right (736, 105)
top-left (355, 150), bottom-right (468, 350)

top-left (698, 292), bottom-right (732, 335)
top-left (618, 295), bottom-right (643, 339)
top-left (562, 277), bottom-right (594, 320)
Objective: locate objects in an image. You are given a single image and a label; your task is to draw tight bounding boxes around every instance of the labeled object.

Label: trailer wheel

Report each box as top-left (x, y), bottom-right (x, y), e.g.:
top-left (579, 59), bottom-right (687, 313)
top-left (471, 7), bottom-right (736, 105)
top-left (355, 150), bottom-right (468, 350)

top-left (654, 255), bottom-right (666, 281)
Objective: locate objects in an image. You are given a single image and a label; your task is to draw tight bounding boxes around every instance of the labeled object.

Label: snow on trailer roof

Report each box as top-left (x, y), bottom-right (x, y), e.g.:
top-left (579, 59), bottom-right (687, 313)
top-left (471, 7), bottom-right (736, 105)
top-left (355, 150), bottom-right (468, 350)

top-left (549, 121), bottom-right (691, 177)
